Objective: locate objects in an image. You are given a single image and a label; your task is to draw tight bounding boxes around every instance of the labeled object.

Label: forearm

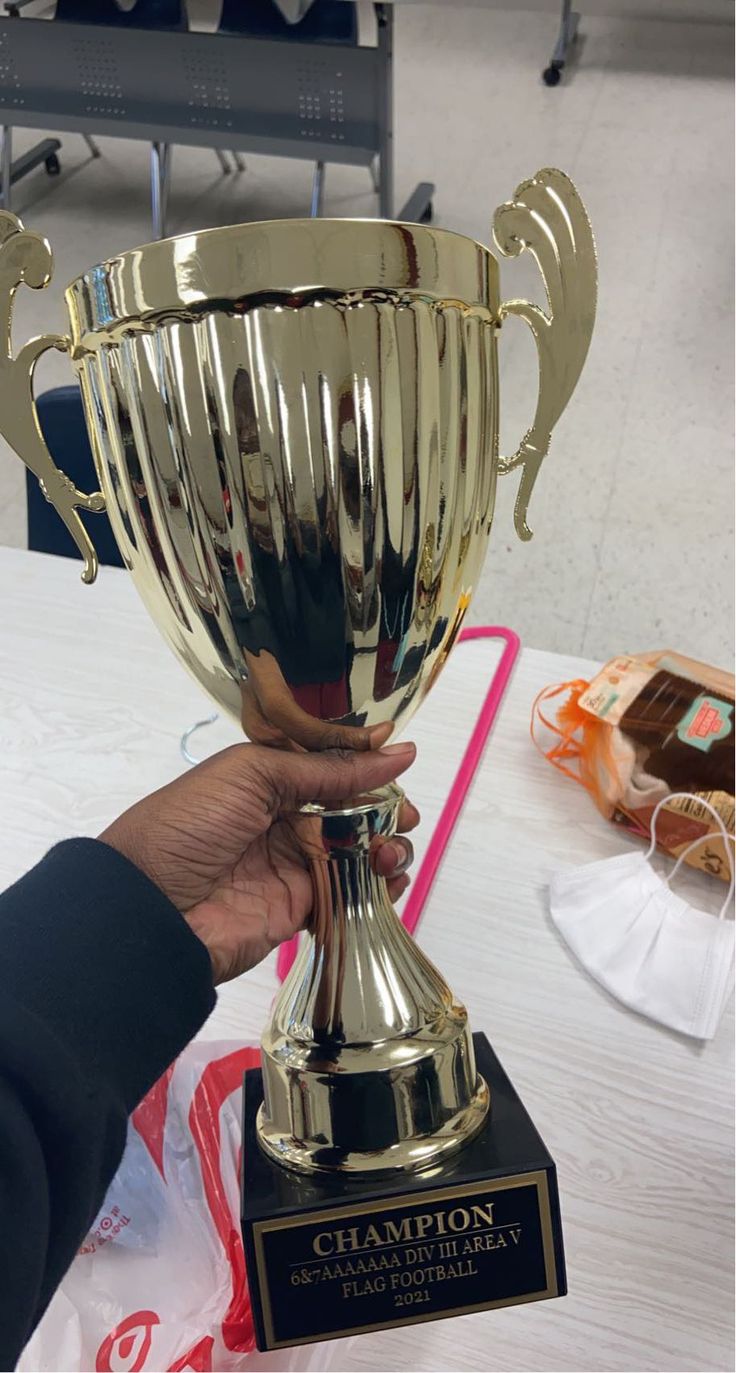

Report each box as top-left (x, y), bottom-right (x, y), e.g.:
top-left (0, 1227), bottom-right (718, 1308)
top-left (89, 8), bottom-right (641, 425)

top-left (0, 840), bottom-right (215, 1365)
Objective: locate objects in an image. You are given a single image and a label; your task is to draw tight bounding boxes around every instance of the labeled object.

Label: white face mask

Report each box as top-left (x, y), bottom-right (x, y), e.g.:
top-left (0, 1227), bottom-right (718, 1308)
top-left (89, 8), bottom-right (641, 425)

top-left (549, 795), bottom-right (734, 1040)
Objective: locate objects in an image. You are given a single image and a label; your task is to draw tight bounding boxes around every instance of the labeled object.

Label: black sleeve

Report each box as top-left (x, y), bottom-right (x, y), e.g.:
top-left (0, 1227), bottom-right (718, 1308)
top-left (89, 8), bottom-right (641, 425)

top-left (0, 838), bottom-right (216, 1368)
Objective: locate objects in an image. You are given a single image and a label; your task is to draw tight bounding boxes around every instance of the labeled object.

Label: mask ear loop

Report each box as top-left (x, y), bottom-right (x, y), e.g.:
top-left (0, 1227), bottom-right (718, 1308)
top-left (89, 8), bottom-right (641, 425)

top-left (646, 792), bottom-right (735, 919)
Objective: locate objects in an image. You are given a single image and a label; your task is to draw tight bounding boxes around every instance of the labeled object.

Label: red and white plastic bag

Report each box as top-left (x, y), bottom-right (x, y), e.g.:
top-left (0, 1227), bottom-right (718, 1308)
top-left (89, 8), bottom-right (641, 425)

top-left (20, 1041), bottom-right (288, 1373)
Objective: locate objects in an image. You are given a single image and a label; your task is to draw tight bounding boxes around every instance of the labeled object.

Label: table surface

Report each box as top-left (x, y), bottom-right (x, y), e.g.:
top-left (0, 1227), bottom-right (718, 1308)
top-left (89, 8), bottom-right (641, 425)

top-left (0, 546), bottom-right (732, 1373)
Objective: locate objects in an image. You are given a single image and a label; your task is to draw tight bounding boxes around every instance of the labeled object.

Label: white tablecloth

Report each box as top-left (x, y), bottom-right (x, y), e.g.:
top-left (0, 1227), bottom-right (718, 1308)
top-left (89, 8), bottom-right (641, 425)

top-left (0, 547), bottom-right (732, 1373)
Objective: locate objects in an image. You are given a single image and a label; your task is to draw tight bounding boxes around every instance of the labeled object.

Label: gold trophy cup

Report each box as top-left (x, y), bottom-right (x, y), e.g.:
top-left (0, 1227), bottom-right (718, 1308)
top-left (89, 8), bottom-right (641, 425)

top-left (0, 171), bottom-right (596, 1347)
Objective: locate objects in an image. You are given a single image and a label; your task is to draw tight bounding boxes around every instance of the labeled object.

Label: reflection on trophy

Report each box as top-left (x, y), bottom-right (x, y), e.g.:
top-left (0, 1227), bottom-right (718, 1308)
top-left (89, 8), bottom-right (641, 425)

top-left (0, 170), bottom-right (596, 1348)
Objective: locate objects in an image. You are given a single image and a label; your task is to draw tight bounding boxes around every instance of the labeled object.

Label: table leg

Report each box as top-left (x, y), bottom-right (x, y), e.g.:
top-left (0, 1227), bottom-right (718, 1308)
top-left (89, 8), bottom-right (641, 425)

top-left (543, 0), bottom-right (581, 86)
top-left (151, 141), bottom-right (166, 239)
top-left (310, 160), bottom-right (325, 218)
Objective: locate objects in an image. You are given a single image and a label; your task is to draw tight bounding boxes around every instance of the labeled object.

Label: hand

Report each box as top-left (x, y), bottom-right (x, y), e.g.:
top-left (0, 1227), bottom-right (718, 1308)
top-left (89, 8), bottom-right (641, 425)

top-left (241, 649), bottom-right (394, 751)
top-left (101, 742), bottom-right (418, 984)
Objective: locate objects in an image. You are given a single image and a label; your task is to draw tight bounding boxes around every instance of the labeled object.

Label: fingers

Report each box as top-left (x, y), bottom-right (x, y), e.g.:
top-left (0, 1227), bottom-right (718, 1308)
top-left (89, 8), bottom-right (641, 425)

top-left (397, 798), bottom-right (420, 834)
top-left (369, 799), bottom-right (419, 880)
top-left (242, 651), bottom-right (395, 753)
top-left (380, 795), bottom-right (419, 897)
top-left (387, 873), bottom-right (411, 903)
top-left (240, 682), bottom-right (295, 749)
top-left (254, 740), bottom-right (417, 811)
top-left (310, 720), bottom-right (393, 753)
top-left (374, 837), bottom-right (414, 879)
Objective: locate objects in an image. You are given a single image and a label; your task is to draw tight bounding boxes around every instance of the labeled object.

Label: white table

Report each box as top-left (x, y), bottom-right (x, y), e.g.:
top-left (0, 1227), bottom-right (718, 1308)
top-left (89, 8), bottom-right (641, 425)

top-left (0, 547), bottom-right (732, 1373)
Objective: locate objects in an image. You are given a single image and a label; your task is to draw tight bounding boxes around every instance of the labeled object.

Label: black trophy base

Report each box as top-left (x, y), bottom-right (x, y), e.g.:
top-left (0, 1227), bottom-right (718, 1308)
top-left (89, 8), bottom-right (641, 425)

top-left (241, 1033), bottom-right (565, 1351)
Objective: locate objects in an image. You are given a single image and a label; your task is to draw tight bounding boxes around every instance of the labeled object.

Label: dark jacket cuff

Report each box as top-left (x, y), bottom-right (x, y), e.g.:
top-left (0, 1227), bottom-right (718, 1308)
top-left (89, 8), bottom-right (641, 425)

top-left (0, 838), bottom-right (216, 1111)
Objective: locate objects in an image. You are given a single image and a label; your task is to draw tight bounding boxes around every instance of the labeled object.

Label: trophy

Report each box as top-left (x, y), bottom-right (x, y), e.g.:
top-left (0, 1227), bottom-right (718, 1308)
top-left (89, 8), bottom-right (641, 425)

top-left (0, 169), bottom-right (596, 1350)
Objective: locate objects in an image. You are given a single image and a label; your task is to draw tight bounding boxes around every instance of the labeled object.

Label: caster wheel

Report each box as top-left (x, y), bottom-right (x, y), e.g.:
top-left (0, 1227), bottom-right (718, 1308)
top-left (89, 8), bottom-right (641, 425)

top-left (45, 153), bottom-right (61, 176)
top-left (543, 65), bottom-right (562, 86)
top-left (419, 201), bottom-right (434, 225)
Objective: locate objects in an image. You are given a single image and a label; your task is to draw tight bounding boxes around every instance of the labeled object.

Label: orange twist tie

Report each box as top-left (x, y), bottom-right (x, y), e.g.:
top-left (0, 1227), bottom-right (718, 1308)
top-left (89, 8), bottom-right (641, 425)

top-left (530, 679), bottom-right (620, 816)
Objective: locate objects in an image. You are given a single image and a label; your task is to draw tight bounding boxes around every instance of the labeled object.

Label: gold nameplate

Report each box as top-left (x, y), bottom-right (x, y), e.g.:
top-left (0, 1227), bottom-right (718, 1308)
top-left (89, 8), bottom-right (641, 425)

top-left (252, 1171), bottom-right (559, 1349)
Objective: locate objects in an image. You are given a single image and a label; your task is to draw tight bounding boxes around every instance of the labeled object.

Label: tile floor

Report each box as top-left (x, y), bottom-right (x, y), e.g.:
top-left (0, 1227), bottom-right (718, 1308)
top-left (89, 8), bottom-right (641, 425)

top-left (0, 2), bottom-right (732, 667)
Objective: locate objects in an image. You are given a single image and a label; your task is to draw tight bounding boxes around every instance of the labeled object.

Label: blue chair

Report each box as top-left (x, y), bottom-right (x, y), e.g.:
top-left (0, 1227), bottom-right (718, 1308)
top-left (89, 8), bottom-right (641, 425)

top-left (56, 0), bottom-right (186, 29)
top-left (218, 0), bottom-right (363, 216)
top-left (219, 0), bottom-right (358, 44)
top-left (27, 388), bottom-right (124, 569)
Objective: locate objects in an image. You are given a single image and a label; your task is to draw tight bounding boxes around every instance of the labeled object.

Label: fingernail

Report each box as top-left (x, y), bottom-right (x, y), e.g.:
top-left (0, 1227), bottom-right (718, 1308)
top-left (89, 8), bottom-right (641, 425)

top-left (379, 741), bottom-right (415, 757)
top-left (391, 842), bottom-right (411, 875)
top-left (382, 841), bottom-right (400, 869)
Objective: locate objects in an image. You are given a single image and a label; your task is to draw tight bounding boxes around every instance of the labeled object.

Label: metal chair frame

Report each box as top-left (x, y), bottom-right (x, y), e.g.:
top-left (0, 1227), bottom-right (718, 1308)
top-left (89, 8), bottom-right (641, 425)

top-left (0, 2), bottom-right (433, 232)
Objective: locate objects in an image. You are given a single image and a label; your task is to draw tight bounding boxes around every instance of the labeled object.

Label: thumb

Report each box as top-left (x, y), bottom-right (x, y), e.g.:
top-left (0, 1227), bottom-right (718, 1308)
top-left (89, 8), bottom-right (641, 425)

top-left (258, 741), bottom-right (416, 811)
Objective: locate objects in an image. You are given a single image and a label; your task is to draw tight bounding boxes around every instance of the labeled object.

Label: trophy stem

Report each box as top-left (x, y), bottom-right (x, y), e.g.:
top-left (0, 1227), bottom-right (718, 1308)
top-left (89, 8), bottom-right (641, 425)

top-left (257, 785), bottom-right (489, 1176)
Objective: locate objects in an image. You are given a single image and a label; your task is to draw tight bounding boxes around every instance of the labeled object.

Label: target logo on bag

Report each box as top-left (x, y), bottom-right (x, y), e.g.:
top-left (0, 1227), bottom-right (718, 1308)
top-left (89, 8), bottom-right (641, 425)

top-left (96, 1313), bottom-right (214, 1372)
top-left (95, 1311), bottom-right (160, 1371)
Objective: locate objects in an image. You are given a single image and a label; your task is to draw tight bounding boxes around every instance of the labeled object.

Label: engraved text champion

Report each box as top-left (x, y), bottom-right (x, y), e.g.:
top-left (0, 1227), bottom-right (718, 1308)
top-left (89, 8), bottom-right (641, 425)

top-left (312, 1203), bottom-right (497, 1256)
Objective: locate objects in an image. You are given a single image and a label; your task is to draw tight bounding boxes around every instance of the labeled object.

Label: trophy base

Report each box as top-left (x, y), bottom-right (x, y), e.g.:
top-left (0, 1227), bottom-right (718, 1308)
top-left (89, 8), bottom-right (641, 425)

top-left (255, 1074), bottom-right (490, 1177)
top-left (241, 1033), bottom-right (566, 1351)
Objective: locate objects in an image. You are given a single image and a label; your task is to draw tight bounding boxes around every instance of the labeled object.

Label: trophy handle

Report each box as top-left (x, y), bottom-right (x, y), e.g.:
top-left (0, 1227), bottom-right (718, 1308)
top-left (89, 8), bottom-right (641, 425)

top-left (0, 211), bottom-right (104, 583)
top-left (493, 167), bottom-right (597, 541)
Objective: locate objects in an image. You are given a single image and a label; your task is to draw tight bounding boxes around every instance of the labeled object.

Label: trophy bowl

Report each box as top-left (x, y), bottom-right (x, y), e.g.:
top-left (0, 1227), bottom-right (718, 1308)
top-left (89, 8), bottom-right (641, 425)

top-left (0, 170), bottom-right (596, 1181)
